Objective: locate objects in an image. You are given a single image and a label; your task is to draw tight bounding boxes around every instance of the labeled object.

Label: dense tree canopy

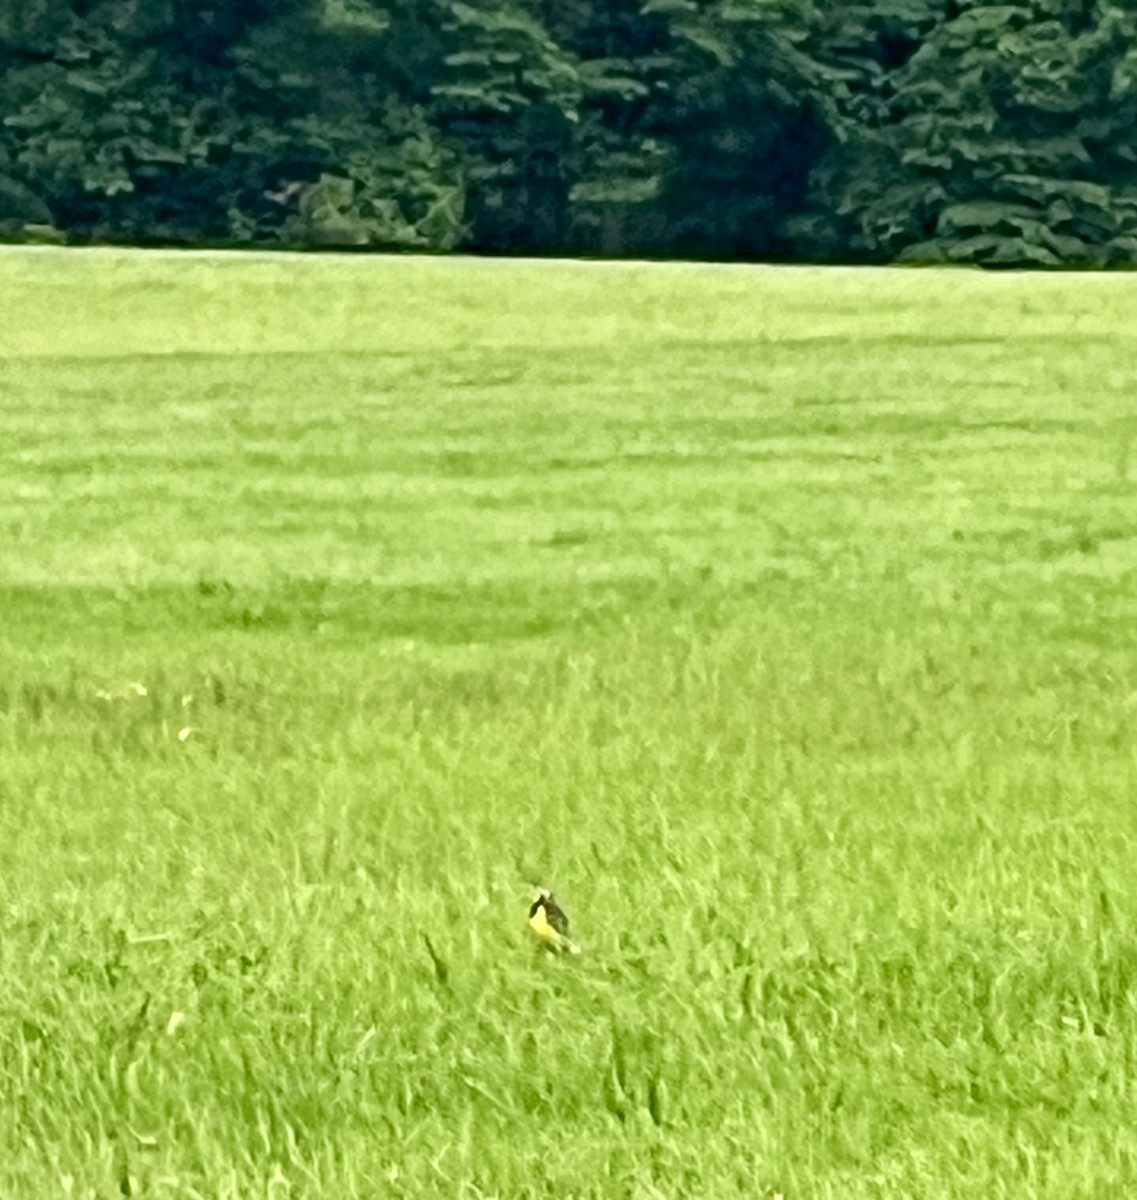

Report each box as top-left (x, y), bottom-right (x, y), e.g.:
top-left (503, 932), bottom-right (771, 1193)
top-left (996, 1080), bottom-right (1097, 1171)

top-left (2, 0), bottom-right (1137, 263)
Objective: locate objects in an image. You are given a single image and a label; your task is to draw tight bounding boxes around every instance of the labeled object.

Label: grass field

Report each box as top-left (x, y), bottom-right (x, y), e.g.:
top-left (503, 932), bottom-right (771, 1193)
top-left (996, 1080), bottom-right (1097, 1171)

top-left (3, 247), bottom-right (1137, 1199)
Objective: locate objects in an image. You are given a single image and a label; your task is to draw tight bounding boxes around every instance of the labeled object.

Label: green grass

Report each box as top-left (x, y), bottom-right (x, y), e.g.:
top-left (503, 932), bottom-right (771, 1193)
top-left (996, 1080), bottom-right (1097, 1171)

top-left (3, 247), bottom-right (1137, 1198)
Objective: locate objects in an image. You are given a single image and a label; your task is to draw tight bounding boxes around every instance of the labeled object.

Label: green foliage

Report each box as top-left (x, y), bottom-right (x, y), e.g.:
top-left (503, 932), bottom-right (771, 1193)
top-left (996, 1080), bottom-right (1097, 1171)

top-left (557, 0), bottom-right (827, 256)
top-left (652, 0), bottom-right (831, 257)
top-left (271, 108), bottom-right (466, 248)
top-left (5, 0), bottom-right (1137, 261)
top-left (0, 0), bottom-right (467, 246)
top-left (810, 1), bottom-right (1137, 264)
top-left (402, 0), bottom-right (583, 249)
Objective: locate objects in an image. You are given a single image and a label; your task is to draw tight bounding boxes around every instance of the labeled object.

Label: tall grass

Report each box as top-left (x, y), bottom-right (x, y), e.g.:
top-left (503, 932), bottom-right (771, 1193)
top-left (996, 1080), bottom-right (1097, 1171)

top-left (2, 249), bottom-right (1137, 1197)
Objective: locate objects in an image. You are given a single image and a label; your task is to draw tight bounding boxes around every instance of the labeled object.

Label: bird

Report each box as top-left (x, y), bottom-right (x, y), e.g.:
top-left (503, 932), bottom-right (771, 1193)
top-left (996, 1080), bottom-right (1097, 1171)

top-left (528, 887), bottom-right (581, 955)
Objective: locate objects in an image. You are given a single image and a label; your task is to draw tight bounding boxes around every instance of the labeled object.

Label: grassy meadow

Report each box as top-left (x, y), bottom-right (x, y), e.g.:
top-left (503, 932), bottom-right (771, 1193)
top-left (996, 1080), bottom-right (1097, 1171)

top-left (3, 247), bottom-right (1137, 1198)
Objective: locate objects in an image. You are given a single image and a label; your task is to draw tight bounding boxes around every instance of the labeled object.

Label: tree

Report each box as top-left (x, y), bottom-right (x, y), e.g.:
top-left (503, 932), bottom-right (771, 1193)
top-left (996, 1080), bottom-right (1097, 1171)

top-left (805, 0), bottom-right (1137, 264)
top-left (368, 0), bottom-right (582, 252)
top-left (552, 0), bottom-right (829, 258)
top-left (0, 0), bottom-right (466, 246)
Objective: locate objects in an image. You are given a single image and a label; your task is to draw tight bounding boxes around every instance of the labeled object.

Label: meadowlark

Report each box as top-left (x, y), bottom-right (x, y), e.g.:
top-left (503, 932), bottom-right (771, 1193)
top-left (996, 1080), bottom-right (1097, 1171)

top-left (528, 888), bottom-right (580, 954)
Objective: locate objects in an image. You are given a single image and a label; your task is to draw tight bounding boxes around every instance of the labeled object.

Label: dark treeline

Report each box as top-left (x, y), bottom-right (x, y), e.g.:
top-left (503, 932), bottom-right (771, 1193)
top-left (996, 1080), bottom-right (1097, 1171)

top-left (3, 0), bottom-right (1137, 264)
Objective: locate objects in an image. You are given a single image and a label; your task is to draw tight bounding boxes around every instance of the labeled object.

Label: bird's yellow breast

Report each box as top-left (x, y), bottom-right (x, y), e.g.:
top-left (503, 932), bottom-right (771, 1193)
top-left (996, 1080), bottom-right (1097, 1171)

top-left (529, 904), bottom-right (558, 942)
